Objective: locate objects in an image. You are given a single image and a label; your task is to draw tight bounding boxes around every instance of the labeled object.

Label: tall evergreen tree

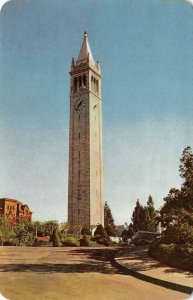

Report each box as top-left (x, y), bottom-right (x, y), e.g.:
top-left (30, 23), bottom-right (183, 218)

top-left (104, 201), bottom-right (117, 236)
top-left (127, 223), bottom-right (134, 238)
top-left (131, 197), bottom-right (157, 232)
top-left (147, 195), bottom-right (156, 219)
top-left (143, 206), bottom-right (150, 231)
top-left (131, 199), bottom-right (142, 232)
top-left (146, 195), bottom-right (157, 231)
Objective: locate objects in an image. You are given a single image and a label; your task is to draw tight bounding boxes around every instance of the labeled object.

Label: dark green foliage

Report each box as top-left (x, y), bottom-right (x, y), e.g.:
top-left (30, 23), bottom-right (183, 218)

top-left (149, 240), bottom-right (193, 272)
top-left (121, 229), bottom-right (129, 243)
top-left (131, 197), bottom-right (157, 232)
top-left (150, 146), bottom-right (193, 271)
top-left (61, 236), bottom-right (79, 247)
top-left (127, 223), bottom-right (134, 238)
top-left (43, 220), bottom-right (59, 236)
top-left (32, 220), bottom-right (59, 238)
top-left (0, 215), bottom-right (15, 246)
top-left (104, 201), bottom-right (117, 236)
top-left (146, 195), bottom-right (157, 231)
top-left (131, 199), bottom-right (141, 231)
top-left (80, 234), bottom-right (90, 246)
top-left (161, 146), bottom-right (193, 245)
top-left (52, 228), bottom-right (61, 247)
top-left (94, 224), bottom-right (106, 237)
top-left (93, 224), bottom-right (111, 246)
top-left (147, 195), bottom-right (156, 219)
top-left (14, 222), bottom-right (34, 246)
top-left (81, 226), bottom-right (91, 235)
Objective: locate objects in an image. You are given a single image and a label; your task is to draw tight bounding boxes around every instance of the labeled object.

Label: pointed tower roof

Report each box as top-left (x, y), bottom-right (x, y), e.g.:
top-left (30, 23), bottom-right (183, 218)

top-left (77, 31), bottom-right (94, 63)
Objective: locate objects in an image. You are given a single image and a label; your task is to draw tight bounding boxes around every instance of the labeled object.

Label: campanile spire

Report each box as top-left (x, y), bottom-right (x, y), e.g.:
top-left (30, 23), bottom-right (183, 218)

top-left (77, 31), bottom-right (95, 63)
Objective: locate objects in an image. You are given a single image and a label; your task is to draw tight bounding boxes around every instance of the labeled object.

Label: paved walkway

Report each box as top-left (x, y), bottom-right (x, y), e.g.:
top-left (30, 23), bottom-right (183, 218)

top-left (0, 246), bottom-right (188, 300)
top-left (114, 246), bottom-right (193, 294)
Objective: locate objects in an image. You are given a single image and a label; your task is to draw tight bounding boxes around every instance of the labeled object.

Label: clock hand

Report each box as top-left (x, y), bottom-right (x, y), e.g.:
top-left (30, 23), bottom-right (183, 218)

top-left (75, 101), bottom-right (83, 111)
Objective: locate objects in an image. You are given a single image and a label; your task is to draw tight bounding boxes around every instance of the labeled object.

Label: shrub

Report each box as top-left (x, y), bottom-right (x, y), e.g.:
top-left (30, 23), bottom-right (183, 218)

top-left (3, 240), bottom-right (17, 246)
top-left (61, 236), bottom-right (79, 247)
top-left (93, 224), bottom-right (111, 246)
top-left (91, 235), bottom-right (111, 246)
top-left (121, 229), bottom-right (129, 244)
top-left (149, 240), bottom-right (193, 272)
top-left (81, 227), bottom-right (91, 235)
top-left (52, 228), bottom-right (61, 247)
top-left (80, 234), bottom-right (90, 246)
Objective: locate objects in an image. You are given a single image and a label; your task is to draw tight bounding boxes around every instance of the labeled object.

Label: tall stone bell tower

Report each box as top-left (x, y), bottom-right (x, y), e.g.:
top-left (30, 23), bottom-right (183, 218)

top-left (68, 32), bottom-right (104, 229)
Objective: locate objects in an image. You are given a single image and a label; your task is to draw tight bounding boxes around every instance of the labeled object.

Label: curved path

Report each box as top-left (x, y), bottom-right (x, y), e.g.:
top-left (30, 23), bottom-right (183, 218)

top-left (0, 246), bottom-right (189, 300)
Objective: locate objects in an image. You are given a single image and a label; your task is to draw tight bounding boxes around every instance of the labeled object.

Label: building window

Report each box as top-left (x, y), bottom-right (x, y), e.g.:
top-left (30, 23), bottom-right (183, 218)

top-left (78, 76), bottom-right (82, 88)
top-left (83, 74), bottom-right (86, 87)
top-left (74, 77), bottom-right (77, 92)
top-left (93, 78), bottom-right (96, 93)
top-left (91, 76), bottom-right (94, 91)
top-left (7, 205), bottom-right (9, 210)
top-left (91, 76), bottom-right (99, 94)
top-left (96, 80), bottom-right (99, 94)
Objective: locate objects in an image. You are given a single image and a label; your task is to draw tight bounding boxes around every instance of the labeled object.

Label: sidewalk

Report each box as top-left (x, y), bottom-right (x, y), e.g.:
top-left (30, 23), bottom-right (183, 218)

top-left (114, 246), bottom-right (193, 294)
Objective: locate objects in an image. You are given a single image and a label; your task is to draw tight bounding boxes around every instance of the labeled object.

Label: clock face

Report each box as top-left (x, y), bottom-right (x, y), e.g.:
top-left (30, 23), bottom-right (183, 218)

top-left (75, 99), bottom-right (86, 111)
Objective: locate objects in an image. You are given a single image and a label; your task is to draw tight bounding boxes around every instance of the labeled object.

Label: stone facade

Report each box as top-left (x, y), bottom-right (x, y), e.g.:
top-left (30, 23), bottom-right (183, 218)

top-left (68, 32), bottom-right (104, 228)
top-left (0, 198), bottom-right (32, 224)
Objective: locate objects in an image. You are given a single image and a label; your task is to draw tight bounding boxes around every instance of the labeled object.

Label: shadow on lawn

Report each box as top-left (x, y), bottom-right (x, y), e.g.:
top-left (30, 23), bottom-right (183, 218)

top-left (116, 247), bottom-right (193, 280)
top-left (0, 247), bottom-right (123, 275)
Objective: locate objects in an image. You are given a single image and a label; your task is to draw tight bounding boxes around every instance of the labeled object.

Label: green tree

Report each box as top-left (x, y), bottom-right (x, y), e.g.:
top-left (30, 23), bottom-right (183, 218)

top-left (161, 146), bottom-right (193, 244)
top-left (180, 146), bottom-right (193, 193)
top-left (121, 229), bottom-right (129, 243)
top-left (81, 226), bottom-right (91, 236)
top-left (127, 223), bottom-right (134, 238)
top-left (93, 224), bottom-right (111, 246)
top-left (131, 197), bottom-right (157, 232)
top-left (14, 222), bottom-right (34, 246)
top-left (32, 221), bottom-right (43, 237)
top-left (104, 201), bottom-right (117, 236)
top-left (146, 195), bottom-right (157, 231)
top-left (147, 195), bottom-right (156, 219)
top-left (131, 200), bottom-right (143, 231)
top-left (42, 220), bottom-right (59, 237)
top-left (52, 228), bottom-right (61, 247)
top-left (0, 215), bottom-right (14, 246)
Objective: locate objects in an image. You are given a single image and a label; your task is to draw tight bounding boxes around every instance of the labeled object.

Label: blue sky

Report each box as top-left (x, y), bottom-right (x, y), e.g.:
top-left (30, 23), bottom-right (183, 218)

top-left (0, 0), bottom-right (193, 224)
